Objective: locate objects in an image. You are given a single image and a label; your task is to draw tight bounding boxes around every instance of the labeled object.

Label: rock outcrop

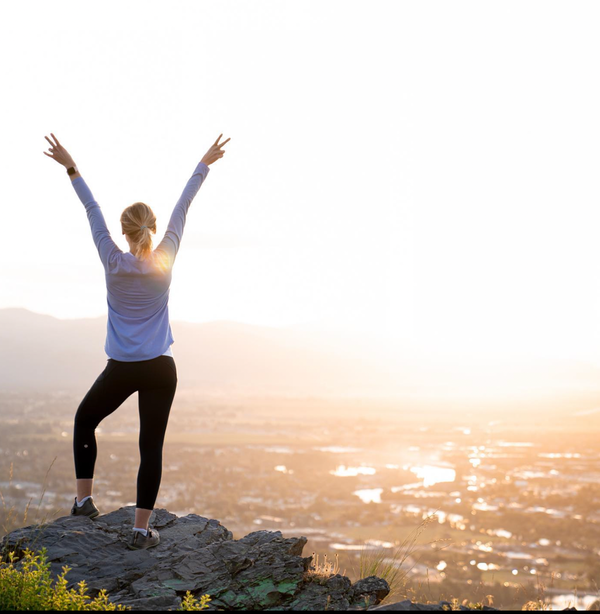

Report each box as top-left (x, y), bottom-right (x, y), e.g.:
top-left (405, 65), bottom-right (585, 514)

top-left (0, 506), bottom-right (390, 611)
top-left (10, 506), bottom-right (564, 610)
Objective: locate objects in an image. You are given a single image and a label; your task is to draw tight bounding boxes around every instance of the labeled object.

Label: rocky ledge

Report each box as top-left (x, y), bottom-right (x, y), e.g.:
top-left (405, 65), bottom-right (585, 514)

top-left (0, 506), bottom-right (501, 611)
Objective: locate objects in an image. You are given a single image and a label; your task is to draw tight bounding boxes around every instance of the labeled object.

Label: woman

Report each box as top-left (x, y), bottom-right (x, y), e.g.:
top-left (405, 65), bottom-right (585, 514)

top-left (43, 132), bottom-right (230, 550)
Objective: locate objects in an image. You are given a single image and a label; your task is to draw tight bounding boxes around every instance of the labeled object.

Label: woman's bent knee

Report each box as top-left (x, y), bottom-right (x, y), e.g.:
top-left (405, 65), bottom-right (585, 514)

top-left (74, 415), bottom-right (98, 430)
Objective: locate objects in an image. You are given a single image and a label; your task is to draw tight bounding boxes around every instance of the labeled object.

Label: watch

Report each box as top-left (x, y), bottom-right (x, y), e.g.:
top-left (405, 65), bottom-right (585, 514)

top-left (67, 166), bottom-right (78, 176)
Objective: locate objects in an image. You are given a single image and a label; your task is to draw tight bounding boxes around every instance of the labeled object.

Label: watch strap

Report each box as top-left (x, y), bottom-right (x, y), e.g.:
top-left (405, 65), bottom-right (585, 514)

top-left (67, 166), bottom-right (78, 176)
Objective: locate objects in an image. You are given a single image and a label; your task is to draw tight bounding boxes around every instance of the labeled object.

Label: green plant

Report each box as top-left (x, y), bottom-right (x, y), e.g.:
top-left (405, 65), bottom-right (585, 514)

top-left (177, 591), bottom-right (211, 611)
top-left (0, 547), bottom-right (129, 610)
top-left (441, 596), bottom-right (462, 610)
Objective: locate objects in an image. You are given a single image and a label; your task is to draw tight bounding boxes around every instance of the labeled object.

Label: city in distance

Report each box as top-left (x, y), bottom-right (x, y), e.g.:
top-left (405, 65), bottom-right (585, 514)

top-left (1, 307), bottom-right (600, 609)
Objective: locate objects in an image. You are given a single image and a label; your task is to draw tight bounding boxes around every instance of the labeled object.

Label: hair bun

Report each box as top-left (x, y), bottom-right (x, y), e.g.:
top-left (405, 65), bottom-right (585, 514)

top-left (120, 202), bottom-right (155, 260)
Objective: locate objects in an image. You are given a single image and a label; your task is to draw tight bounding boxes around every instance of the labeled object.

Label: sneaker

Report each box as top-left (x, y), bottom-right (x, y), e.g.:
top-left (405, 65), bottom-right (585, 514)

top-left (127, 527), bottom-right (160, 550)
top-left (70, 496), bottom-right (100, 519)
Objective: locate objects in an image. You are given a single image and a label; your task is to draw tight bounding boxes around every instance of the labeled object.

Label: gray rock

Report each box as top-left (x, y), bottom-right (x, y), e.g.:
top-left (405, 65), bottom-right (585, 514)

top-left (352, 576), bottom-right (391, 607)
top-left (0, 506), bottom-right (390, 611)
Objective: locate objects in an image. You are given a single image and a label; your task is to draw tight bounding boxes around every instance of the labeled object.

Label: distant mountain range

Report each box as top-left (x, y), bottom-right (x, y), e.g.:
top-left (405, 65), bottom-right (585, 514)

top-left (0, 308), bottom-right (407, 396)
top-left (2, 308), bottom-right (600, 408)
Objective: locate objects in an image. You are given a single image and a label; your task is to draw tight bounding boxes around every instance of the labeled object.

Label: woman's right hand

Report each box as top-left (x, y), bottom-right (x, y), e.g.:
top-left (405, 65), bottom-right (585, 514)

top-left (43, 133), bottom-right (76, 169)
top-left (201, 134), bottom-right (230, 166)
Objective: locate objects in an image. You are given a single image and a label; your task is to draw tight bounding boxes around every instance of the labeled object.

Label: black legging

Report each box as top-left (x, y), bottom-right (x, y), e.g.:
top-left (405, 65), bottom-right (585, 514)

top-left (73, 355), bottom-right (177, 510)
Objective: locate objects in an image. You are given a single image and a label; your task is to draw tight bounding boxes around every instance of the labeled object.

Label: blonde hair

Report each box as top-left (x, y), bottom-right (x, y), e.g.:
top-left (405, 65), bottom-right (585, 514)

top-left (120, 202), bottom-right (157, 260)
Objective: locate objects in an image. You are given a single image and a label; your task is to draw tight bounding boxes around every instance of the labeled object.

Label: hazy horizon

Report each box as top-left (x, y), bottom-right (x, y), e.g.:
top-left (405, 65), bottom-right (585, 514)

top-left (2, 306), bottom-right (600, 408)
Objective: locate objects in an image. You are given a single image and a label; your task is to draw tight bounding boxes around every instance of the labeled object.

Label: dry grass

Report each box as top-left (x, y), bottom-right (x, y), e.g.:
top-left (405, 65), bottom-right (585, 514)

top-left (0, 457), bottom-right (59, 559)
top-left (304, 551), bottom-right (346, 585)
top-left (354, 511), bottom-right (441, 603)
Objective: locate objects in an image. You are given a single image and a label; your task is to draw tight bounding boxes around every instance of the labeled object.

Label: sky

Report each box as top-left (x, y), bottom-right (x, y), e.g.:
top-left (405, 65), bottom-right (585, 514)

top-left (3, 1), bottom-right (600, 366)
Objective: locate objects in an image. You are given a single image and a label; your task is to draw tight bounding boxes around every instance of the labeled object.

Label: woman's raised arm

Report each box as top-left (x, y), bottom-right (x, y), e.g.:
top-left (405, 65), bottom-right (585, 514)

top-left (43, 133), bottom-right (121, 269)
top-left (156, 134), bottom-right (230, 264)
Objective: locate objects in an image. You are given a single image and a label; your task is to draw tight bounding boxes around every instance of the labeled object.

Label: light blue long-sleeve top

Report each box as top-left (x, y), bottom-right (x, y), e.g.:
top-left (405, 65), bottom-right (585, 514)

top-left (71, 160), bottom-right (210, 361)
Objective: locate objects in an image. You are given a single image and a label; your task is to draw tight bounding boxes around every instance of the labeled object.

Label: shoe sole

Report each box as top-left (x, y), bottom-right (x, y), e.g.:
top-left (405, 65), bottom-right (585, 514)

top-left (70, 510), bottom-right (100, 519)
top-left (126, 539), bottom-right (160, 551)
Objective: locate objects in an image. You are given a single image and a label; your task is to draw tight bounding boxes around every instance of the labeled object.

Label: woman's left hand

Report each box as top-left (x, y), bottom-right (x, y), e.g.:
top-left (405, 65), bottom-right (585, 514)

top-left (43, 133), bottom-right (76, 168)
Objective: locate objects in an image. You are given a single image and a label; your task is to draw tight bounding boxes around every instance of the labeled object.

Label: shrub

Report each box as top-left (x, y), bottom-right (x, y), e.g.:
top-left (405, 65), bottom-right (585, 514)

top-left (177, 591), bottom-right (211, 611)
top-left (0, 547), bottom-right (130, 611)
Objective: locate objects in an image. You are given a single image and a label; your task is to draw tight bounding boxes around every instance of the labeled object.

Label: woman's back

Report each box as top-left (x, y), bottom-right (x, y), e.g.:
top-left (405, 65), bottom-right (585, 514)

top-left (71, 160), bottom-right (211, 361)
top-left (104, 249), bottom-right (175, 360)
